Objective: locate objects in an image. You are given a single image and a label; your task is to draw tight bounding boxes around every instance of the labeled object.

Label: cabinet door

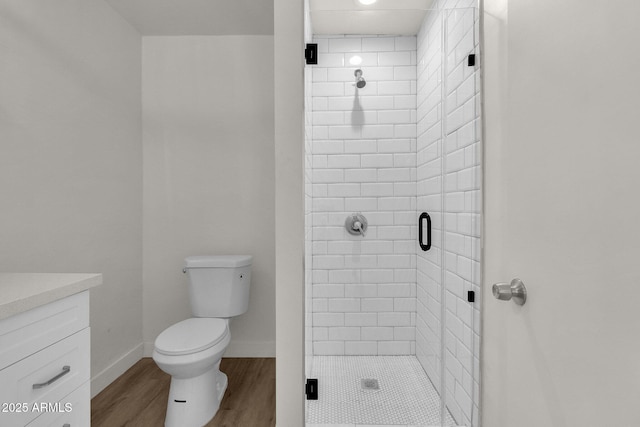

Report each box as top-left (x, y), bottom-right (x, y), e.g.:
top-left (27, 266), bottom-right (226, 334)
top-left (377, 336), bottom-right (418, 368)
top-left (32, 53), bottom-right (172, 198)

top-left (26, 381), bottom-right (90, 427)
top-left (0, 328), bottom-right (90, 426)
top-left (0, 291), bottom-right (89, 369)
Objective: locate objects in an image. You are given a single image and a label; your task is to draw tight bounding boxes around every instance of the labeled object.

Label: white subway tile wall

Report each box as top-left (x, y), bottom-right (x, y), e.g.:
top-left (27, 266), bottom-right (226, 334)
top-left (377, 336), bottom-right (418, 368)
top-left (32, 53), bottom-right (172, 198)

top-left (416, 2), bottom-right (481, 427)
top-left (311, 35), bottom-right (418, 358)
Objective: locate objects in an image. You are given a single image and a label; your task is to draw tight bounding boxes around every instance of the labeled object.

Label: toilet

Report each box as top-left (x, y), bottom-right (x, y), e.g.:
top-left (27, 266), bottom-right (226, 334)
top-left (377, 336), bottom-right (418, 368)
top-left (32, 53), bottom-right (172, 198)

top-left (152, 255), bottom-right (252, 427)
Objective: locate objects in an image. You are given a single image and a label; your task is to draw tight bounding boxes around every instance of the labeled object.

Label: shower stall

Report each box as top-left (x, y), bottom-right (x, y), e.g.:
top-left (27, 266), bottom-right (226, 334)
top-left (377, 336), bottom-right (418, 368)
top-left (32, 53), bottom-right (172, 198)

top-left (304, 1), bottom-right (482, 426)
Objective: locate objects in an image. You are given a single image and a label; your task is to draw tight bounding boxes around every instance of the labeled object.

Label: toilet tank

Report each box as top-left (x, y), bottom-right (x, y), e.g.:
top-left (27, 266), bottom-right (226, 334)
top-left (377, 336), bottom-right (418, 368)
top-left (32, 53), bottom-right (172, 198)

top-left (184, 255), bottom-right (252, 318)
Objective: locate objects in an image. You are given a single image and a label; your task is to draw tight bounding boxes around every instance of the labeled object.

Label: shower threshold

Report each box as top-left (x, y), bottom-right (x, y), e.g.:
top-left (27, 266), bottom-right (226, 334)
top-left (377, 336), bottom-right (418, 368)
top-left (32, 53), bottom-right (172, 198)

top-left (306, 356), bottom-right (457, 426)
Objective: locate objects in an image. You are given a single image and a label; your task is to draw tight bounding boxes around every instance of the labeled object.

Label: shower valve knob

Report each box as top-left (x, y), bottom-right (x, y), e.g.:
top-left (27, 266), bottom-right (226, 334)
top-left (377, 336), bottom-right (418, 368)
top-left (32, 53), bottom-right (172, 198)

top-left (345, 213), bottom-right (368, 237)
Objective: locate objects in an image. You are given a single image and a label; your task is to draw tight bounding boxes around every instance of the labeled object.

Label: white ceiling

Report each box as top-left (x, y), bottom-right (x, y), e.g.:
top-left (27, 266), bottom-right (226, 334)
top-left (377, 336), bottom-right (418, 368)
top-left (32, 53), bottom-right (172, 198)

top-left (104, 0), bottom-right (273, 36)
top-left (310, 0), bottom-right (434, 35)
top-left (104, 0), bottom-right (432, 37)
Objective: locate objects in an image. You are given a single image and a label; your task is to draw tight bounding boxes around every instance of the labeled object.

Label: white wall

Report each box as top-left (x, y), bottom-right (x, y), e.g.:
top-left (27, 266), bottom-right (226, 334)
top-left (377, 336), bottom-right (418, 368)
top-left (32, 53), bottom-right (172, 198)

top-left (310, 35), bottom-right (419, 356)
top-left (0, 0), bottom-right (143, 396)
top-left (275, 0), bottom-right (306, 423)
top-left (483, 0), bottom-right (640, 426)
top-left (142, 36), bottom-right (275, 357)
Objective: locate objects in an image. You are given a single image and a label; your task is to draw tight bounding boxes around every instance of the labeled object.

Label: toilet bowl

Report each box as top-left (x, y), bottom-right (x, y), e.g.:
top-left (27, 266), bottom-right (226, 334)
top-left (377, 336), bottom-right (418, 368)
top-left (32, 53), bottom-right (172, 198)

top-left (152, 255), bottom-right (252, 427)
top-left (153, 318), bottom-right (231, 427)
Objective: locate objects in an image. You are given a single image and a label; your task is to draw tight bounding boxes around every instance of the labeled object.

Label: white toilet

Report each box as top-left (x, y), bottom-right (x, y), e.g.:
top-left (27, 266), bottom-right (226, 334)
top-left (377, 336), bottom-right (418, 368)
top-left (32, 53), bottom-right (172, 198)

top-left (152, 255), bottom-right (252, 427)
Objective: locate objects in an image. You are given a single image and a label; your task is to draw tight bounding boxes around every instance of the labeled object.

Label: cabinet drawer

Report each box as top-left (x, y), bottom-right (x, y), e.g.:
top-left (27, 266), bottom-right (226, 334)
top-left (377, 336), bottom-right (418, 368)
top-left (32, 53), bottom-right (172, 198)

top-left (0, 291), bottom-right (89, 370)
top-left (0, 328), bottom-right (90, 426)
top-left (26, 380), bottom-right (90, 427)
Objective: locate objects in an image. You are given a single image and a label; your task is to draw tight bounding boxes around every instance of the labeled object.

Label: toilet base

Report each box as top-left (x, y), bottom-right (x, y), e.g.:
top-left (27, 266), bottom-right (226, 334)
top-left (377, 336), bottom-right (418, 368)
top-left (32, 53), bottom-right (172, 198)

top-left (164, 361), bottom-right (228, 427)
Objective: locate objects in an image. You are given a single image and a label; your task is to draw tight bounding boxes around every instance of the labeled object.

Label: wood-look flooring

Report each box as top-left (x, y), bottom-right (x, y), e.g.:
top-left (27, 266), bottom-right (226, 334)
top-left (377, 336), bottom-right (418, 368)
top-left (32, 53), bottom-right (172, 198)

top-left (91, 358), bottom-right (275, 427)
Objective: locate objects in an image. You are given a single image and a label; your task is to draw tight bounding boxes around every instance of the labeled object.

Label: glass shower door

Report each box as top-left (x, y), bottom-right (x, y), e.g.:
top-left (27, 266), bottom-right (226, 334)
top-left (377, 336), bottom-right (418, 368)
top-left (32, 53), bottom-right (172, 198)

top-left (439, 6), bottom-right (481, 427)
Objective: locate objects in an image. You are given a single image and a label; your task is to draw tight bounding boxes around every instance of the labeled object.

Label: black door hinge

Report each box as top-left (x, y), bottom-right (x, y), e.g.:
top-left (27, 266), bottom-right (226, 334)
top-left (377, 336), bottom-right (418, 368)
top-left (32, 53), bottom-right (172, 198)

top-left (467, 290), bottom-right (476, 303)
top-left (467, 53), bottom-right (476, 67)
top-left (305, 44), bottom-right (318, 65)
top-left (305, 378), bottom-right (318, 400)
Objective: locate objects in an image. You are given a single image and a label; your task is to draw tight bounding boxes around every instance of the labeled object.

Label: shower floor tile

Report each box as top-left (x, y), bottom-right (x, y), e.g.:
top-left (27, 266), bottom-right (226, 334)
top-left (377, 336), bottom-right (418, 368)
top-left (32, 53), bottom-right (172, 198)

top-left (306, 356), bottom-right (456, 426)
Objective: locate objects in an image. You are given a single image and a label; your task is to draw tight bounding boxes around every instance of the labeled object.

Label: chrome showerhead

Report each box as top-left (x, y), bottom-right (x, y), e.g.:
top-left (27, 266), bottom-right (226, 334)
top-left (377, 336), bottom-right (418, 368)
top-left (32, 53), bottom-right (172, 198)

top-left (354, 69), bottom-right (366, 89)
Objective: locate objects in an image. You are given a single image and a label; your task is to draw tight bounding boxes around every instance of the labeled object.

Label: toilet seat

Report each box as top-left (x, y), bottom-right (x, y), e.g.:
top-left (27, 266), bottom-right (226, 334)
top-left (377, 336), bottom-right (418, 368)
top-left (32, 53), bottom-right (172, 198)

top-left (154, 318), bottom-right (228, 356)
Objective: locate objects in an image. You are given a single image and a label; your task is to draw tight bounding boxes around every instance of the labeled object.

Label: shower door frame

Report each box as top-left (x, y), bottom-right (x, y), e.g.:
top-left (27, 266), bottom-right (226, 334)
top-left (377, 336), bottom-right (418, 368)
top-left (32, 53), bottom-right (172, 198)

top-left (302, 4), bottom-right (483, 427)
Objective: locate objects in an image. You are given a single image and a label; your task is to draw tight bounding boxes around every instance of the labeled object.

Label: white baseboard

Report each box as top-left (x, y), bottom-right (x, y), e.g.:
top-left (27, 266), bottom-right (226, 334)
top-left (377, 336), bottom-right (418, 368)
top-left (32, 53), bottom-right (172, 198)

top-left (91, 343), bottom-right (143, 398)
top-left (143, 340), bottom-right (275, 358)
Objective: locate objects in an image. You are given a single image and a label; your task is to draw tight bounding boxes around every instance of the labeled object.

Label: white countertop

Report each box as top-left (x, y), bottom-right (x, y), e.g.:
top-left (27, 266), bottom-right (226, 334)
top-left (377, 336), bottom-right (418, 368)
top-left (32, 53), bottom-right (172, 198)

top-left (0, 273), bottom-right (102, 321)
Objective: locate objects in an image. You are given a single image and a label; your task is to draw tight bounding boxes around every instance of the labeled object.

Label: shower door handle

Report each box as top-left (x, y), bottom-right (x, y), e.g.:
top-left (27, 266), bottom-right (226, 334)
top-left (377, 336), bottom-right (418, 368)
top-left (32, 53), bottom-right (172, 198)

top-left (419, 212), bottom-right (431, 251)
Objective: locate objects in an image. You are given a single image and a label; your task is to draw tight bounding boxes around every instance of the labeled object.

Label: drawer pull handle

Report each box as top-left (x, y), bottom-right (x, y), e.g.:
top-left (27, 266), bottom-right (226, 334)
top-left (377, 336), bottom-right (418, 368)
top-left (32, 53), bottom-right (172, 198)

top-left (63, 424), bottom-right (70, 427)
top-left (33, 365), bottom-right (70, 389)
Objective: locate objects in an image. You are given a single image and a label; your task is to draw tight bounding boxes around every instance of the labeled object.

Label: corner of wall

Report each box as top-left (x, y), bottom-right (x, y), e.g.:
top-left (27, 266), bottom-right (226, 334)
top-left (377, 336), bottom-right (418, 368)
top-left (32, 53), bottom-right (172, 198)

top-left (91, 343), bottom-right (144, 398)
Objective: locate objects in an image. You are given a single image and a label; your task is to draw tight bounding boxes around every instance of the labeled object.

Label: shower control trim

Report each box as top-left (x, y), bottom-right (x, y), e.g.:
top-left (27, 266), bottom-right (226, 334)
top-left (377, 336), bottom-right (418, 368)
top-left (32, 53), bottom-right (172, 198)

top-left (492, 278), bottom-right (527, 306)
top-left (345, 213), bottom-right (367, 237)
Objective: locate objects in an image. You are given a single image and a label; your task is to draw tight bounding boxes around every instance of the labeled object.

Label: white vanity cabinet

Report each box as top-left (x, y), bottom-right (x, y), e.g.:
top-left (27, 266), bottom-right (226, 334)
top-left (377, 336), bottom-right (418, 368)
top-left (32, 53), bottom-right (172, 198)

top-left (0, 274), bottom-right (100, 427)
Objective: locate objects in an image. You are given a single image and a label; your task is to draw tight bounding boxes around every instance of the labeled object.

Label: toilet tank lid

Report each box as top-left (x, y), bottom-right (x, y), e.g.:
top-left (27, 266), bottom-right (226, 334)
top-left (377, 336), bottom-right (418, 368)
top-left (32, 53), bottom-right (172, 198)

top-left (185, 255), bottom-right (252, 268)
